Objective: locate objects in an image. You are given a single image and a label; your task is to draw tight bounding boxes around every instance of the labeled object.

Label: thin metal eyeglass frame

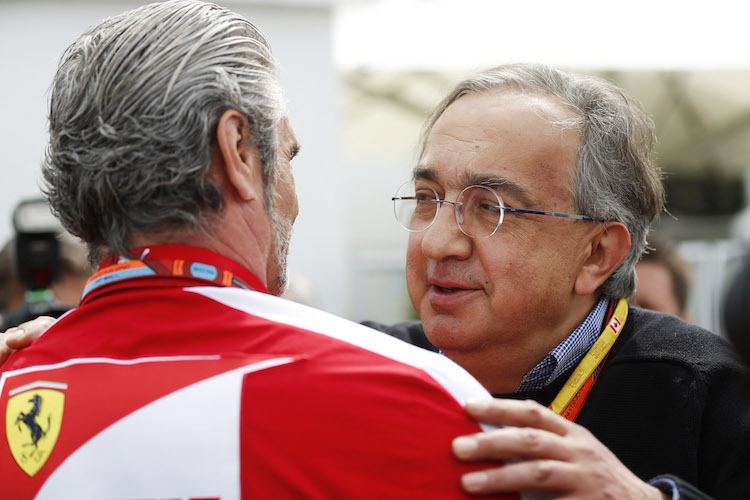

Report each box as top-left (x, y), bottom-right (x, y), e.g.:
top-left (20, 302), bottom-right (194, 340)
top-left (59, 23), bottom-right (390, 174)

top-left (392, 182), bottom-right (606, 239)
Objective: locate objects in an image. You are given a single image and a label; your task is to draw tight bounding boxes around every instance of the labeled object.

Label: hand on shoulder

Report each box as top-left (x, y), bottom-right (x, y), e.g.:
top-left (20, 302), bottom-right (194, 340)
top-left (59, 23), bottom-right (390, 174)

top-left (0, 316), bottom-right (55, 367)
top-left (453, 398), bottom-right (668, 499)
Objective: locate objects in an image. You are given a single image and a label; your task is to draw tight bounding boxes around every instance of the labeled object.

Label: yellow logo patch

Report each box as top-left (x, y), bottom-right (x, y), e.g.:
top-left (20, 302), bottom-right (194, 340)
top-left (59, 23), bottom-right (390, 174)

top-left (6, 384), bottom-right (65, 476)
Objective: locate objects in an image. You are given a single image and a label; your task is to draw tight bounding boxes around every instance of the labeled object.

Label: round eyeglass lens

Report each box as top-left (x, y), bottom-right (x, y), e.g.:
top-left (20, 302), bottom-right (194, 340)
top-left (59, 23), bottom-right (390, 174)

top-left (456, 185), bottom-right (505, 238)
top-left (393, 180), bottom-right (439, 232)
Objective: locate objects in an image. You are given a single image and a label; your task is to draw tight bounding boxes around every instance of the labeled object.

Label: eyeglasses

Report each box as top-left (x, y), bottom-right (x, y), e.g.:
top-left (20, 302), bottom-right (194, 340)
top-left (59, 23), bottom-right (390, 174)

top-left (392, 180), bottom-right (605, 239)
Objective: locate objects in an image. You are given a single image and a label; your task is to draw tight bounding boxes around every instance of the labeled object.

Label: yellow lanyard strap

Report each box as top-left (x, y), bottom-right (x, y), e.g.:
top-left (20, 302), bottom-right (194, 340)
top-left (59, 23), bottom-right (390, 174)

top-left (549, 298), bottom-right (629, 417)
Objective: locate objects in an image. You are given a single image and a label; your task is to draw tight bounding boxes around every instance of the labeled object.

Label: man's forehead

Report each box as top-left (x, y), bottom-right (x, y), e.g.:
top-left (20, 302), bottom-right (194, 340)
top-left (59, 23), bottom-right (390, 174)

top-left (427, 91), bottom-right (582, 146)
top-left (415, 91), bottom-right (581, 204)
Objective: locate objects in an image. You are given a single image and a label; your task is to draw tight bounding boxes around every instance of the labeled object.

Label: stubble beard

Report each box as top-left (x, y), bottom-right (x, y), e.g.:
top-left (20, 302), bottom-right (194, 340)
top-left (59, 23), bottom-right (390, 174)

top-left (269, 208), bottom-right (293, 295)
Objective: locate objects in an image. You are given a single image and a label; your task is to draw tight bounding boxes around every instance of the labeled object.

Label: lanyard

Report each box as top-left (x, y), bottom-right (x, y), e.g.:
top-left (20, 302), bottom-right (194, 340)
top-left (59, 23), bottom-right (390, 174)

top-left (549, 298), bottom-right (628, 421)
top-left (81, 249), bottom-right (253, 301)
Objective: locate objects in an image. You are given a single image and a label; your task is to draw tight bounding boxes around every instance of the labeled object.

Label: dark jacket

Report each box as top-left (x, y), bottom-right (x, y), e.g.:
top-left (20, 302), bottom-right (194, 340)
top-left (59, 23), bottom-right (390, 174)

top-left (364, 307), bottom-right (750, 499)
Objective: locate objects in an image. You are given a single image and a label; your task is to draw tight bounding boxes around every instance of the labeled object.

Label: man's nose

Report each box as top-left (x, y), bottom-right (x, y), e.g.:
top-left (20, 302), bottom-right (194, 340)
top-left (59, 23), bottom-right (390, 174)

top-left (420, 202), bottom-right (472, 261)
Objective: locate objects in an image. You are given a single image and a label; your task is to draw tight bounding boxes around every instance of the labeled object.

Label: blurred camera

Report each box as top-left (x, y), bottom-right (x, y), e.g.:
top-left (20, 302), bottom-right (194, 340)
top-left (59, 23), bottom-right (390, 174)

top-left (0, 199), bottom-right (70, 328)
top-left (13, 199), bottom-right (63, 292)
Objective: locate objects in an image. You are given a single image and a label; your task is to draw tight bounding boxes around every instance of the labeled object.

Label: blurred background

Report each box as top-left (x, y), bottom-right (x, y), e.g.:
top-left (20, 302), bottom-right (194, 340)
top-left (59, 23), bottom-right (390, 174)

top-left (1, 0), bottom-right (749, 335)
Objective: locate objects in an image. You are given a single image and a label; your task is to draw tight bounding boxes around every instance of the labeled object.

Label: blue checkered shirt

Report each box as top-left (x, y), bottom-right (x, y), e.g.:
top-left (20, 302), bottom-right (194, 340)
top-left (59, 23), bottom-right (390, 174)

top-left (516, 297), bottom-right (609, 392)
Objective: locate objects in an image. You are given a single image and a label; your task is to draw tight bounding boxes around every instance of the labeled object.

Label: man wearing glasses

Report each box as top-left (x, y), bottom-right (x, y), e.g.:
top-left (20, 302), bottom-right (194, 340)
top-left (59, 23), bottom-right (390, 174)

top-left (377, 65), bottom-right (750, 499)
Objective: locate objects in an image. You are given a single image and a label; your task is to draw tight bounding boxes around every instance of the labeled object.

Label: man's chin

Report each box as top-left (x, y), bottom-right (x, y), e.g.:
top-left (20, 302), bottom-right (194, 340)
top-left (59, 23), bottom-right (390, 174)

top-left (422, 313), bottom-right (479, 352)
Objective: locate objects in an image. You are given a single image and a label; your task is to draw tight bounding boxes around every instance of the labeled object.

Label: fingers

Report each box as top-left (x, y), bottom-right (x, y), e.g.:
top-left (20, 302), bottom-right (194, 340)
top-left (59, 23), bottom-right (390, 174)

top-left (5, 316), bottom-right (55, 349)
top-left (454, 426), bottom-right (571, 463)
top-left (0, 316), bottom-right (55, 367)
top-left (455, 399), bottom-right (663, 498)
top-left (454, 399), bottom-right (573, 465)
top-left (453, 399), bottom-right (578, 495)
top-left (0, 338), bottom-right (13, 366)
top-left (459, 457), bottom-right (663, 498)
top-left (464, 398), bottom-right (569, 436)
top-left (0, 327), bottom-right (18, 366)
top-left (460, 459), bottom-right (579, 495)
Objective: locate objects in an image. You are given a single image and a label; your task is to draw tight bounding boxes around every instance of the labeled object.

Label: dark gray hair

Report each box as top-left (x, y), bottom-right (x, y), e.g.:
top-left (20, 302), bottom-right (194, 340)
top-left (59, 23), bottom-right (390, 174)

top-left (419, 63), bottom-right (664, 298)
top-left (42, 0), bottom-right (286, 261)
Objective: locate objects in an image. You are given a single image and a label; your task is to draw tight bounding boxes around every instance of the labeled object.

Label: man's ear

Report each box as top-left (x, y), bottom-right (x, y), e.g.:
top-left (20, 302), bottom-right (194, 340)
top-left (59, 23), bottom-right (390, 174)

top-left (215, 109), bottom-right (262, 201)
top-left (574, 222), bottom-right (631, 296)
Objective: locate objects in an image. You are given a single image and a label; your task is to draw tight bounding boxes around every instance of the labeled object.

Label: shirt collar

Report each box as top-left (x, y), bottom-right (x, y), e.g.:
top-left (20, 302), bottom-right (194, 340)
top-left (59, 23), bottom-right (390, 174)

top-left (81, 244), bottom-right (268, 304)
top-left (516, 296), bottom-right (609, 392)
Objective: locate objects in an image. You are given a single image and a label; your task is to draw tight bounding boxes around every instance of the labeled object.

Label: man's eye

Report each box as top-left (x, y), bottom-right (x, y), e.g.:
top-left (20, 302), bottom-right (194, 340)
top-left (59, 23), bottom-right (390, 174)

top-left (415, 192), bottom-right (438, 203)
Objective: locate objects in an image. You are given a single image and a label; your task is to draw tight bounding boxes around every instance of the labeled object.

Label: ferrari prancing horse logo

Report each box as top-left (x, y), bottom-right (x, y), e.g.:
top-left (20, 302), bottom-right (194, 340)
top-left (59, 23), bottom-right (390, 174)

top-left (5, 382), bottom-right (66, 477)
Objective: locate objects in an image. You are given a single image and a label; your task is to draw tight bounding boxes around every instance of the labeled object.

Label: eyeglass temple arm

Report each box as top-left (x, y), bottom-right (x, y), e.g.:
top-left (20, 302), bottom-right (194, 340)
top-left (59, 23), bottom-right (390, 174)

top-left (391, 196), bottom-right (605, 222)
top-left (503, 206), bottom-right (606, 222)
top-left (391, 196), bottom-right (462, 207)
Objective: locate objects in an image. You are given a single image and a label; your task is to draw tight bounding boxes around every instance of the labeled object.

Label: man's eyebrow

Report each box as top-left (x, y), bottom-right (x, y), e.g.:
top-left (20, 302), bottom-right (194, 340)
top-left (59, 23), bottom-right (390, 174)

top-left (412, 166), bottom-right (536, 205)
top-left (412, 165), bottom-right (435, 182)
top-left (463, 172), bottom-right (533, 206)
top-left (413, 167), bottom-right (533, 206)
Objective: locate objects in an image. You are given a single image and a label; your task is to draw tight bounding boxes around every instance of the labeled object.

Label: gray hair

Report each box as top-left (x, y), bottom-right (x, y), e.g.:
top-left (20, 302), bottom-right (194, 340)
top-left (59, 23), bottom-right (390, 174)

top-left (42, 0), bottom-right (287, 262)
top-left (419, 63), bottom-right (664, 298)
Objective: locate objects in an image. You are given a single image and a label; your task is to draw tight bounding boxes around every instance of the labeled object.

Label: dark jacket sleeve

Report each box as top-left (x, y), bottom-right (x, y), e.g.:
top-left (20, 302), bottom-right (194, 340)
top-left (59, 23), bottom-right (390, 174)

top-left (650, 474), bottom-right (714, 500)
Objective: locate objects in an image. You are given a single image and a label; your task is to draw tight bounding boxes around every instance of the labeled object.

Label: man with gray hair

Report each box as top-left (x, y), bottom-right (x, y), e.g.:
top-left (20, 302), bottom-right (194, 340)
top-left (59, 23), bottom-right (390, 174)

top-left (0, 2), bottom-right (518, 498)
top-left (376, 63), bottom-right (750, 498)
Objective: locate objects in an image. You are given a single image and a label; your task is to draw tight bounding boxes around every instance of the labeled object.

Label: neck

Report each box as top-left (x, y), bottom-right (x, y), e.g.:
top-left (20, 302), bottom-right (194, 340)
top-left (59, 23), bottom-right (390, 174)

top-left (127, 201), bottom-right (273, 291)
top-left (444, 349), bottom-right (533, 394)
top-left (445, 294), bottom-right (601, 394)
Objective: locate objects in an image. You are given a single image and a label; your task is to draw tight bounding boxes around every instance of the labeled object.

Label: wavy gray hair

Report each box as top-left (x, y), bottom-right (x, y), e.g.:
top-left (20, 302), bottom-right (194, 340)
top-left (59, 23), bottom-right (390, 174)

top-left (419, 63), bottom-right (664, 299)
top-left (42, 0), bottom-right (287, 262)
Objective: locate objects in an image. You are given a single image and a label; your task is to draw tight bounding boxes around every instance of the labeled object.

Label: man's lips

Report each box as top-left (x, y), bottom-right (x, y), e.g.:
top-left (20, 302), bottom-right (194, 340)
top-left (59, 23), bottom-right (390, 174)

top-left (427, 279), bottom-right (482, 309)
top-left (428, 279), bottom-right (480, 292)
